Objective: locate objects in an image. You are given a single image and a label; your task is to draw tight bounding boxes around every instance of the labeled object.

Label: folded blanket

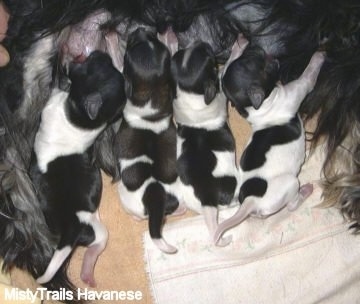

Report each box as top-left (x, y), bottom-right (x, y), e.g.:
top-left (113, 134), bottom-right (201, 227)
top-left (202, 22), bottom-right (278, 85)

top-left (143, 144), bottom-right (360, 304)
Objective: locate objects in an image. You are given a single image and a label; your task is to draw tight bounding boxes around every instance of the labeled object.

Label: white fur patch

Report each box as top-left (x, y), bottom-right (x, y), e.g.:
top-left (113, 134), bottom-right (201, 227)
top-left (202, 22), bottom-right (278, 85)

top-left (123, 100), bottom-right (171, 133)
top-left (120, 155), bottom-right (153, 171)
top-left (118, 154), bottom-right (155, 217)
top-left (34, 89), bottom-right (105, 173)
top-left (212, 151), bottom-right (238, 178)
top-left (173, 88), bottom-right (227, 130)
top-left (36, 245), bottom-right (72, 284)
top-left (176, 136), bottom-right (185, 158)
top-left (118, 158), bottom-right (183, 218)
top-left (118, 178), bottom-right (153, 218)
top-left (76, 210), bottom-right (108, 247)
top-left (177, 182), bottom-right (203, 214)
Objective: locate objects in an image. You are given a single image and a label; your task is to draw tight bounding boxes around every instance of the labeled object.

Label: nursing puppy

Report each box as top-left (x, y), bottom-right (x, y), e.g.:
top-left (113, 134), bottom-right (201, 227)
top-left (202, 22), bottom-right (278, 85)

top-left (172, 42), bottom-right (239, 246)
top-left (30, 51), bottom-right (126, 287)
top-left (214, 46), bottom-right (325, 244)
top-left (115, 28), bottom-right (184, 254)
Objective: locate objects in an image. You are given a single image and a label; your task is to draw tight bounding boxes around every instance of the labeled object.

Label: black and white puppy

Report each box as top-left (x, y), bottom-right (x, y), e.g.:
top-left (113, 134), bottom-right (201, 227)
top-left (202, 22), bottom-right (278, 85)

top-left (171, 42), bottom-right (239, 246)
top-left (31, 51), bottom-right (126, 287)
top-left (214, 45), bottom-right (325, 244)
top-left (115, 28), bottom-right (185, 254)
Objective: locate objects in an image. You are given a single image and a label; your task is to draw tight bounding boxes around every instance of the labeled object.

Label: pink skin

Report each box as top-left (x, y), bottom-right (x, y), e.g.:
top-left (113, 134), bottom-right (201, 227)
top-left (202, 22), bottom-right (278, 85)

top-left (221, 33), bottom-right (249, 76)
top-left (80, 212), bottom-right (108, 287)
top-left (214, 51), bottom-right (325, 246)
top-left (64, 10), bottom-right (110, 58)
top-left (105, 31), bottom-right (124, 71)
top-left (61, 10), bottom-right (125, 72)
top-left (157, 27), bottom-right (178, 56)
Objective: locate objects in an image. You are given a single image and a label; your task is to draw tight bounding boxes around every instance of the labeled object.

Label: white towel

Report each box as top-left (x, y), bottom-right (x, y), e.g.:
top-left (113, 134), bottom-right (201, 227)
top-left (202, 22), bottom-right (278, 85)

top-left (143, 145), bottom-right (360, 304)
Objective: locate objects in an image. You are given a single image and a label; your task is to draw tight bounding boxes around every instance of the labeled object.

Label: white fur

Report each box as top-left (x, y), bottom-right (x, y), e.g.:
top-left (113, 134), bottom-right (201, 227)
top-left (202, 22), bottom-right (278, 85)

top-left (77, 210), bottom-right (108, 287)
top-left (173, 88), bottom-right (228, 130)
top-left (214, 52), bottom-right (325, 244)
top-left (36, 246), bottom-right (72, 284)
top-left (118, 155), bottom-right (154, 217)
top-left (76, 211), bottom-right (108, 247)
top-left (34, 89), bottom-right (105, 173)
top-left (123, 100), bottom-right (171, 133)
top-left (118, 177), bottom-right (153, 218)
top-left (176, 135), bottom-right (184, 159)
top-left (174, 91), bottom-right (240, 213)
top-left (120, 155), bottom-right (153, 170)
top-left (241, 120), bottom-right (305, 185)
top-left (212, 151), bottom-right (239, 178)
top-left (118, 169), bottom-right (184, 218)
top-left (20, 35), bottom-right (55, 118)
top-left (178, 182), bottom-right (203, 214)
top-left (181, 47), bottom-right (193, 69)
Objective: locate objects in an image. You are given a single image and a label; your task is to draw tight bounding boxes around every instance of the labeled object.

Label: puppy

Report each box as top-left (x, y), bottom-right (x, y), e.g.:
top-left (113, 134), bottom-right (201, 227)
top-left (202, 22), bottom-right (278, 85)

top-left (214, 46), bottom-right (325, 244)
top-left (115, 28), bottom-right (185, 254)
top-left (30, 51), bottom-right (126, 287)
top-left (172, 42), bottom-right (239, 246)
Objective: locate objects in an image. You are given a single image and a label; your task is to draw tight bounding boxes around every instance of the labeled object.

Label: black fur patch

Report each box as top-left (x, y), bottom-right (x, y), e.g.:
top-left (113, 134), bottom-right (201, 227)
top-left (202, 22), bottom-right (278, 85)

top-left (121, 162), bottom-right (152, 191)
top-left (177, 124), bottom-right (236, 207)
top-left (239, 178), bottom-right (268, 203)
top-left (240, 115), bottom-right (302, 171)
top-left (31, 152), bottom-right (102, 236)
top-left (116, 119), bottom-right (178, 185)
top-left (142, 182), bottom-right (166, 239)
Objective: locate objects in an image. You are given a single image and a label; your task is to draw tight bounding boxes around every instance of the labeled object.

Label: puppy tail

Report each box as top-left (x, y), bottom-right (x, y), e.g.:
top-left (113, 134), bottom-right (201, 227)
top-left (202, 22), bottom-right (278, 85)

top-left (143, 182), bottom-right (177, 254)
top-left (214, 198), bottom-right (255, 245)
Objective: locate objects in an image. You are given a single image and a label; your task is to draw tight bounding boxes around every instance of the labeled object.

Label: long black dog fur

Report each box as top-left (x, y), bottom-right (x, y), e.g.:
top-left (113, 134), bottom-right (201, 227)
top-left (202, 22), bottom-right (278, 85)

top-left (1, 0), bottom-right (360, 295)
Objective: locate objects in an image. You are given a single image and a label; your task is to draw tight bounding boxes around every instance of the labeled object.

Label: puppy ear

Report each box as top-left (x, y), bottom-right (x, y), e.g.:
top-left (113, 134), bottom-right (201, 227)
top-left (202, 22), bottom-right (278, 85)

top-left (204, 80), bottom-right (217, 105)
top-left (84, 92), bottom-right (103, 120)
top-left (247, 86), bottom-right (265, 109)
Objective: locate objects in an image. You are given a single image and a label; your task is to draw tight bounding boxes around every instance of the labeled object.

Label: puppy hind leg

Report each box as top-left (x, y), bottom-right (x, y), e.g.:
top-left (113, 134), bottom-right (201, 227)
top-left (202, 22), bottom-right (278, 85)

top-left (144, 182), bottom-right (177, 254)
top-left (287, 183), bottom-right (313, 212)
top-left (79, 211), bottom-right (108, 287)
top-left (164, 191), bottom-right (187, 217)
top-left (36, 216), bottom-right (83, 284)
top-left (36, 246), bottom-right (72, 285)
top-left (202, 206), bottom-right (232, 247)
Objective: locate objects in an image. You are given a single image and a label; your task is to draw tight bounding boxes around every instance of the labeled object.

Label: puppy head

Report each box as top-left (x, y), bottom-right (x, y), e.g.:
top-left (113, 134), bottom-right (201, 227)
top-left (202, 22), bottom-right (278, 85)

top-left (68, 51), bottom-right (126, 128)
top-left (123, 28), bottom-right (174, 106)
top-left (222, 45), bottom-right (279, 117)
top-left (171, 42), bottom-right (219, 104)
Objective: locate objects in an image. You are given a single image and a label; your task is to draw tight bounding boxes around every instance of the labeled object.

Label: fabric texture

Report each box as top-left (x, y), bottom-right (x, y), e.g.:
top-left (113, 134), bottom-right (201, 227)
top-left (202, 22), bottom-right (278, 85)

top-left (143, 143), bottom-right (360, 304)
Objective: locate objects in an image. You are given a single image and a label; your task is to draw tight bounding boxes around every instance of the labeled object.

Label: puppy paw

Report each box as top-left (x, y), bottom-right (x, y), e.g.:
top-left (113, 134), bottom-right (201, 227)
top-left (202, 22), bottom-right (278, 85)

top-left (153, 238), bottom-right (178, 254)
top-left (170, 203), bottom-right (187, 217)
top-left (215, 235), bottom-right (233, 247)
top-left (132, 215), bottom-right (145, 221)
top-left (299, 183), bottom-right (314, 199)
top-left (81, 273), bottom-right (97, 288)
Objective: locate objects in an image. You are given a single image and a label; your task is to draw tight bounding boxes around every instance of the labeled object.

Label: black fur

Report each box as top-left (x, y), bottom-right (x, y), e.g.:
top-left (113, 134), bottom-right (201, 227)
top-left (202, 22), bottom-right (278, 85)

top-left (31, 50), bottom-right (125, 286)
top-left (240, 116), bottom-right (302, 171)
top-left (177, 124), bottom-right (237, 207)
top-left (239, 178), bottom-right (268, 203)
top-left (115, 28), bottom-right (179, 252)
top-left (222, 44), bottom-right (280, 116)
top-left (0, 0), bottom-right (359, 288)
